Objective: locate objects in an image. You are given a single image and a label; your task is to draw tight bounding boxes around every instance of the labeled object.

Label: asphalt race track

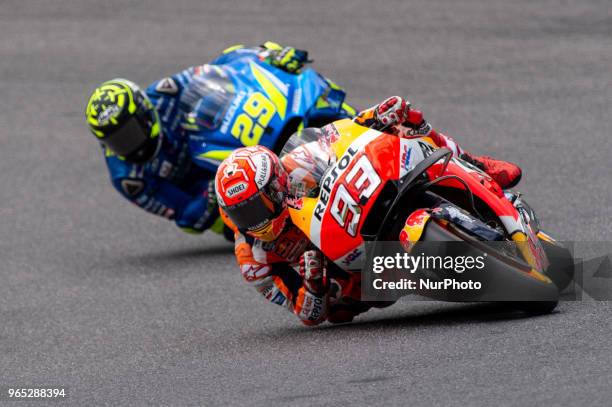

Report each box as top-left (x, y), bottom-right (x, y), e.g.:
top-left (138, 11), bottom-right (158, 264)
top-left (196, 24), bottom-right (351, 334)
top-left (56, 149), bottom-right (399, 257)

top-left (1, 1), bottom-right (612, 405)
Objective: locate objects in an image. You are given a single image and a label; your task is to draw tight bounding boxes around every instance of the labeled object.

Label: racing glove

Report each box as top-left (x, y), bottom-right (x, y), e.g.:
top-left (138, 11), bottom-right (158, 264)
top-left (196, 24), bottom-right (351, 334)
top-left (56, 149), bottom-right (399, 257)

top-left (299, 249), bottom-right (327, 294)
top-left (262, 41), bottom-right (310, 74)
top-left (374, 96), bottom-right (432, 136)
top-left (295, 250), bottom-right (328, 325)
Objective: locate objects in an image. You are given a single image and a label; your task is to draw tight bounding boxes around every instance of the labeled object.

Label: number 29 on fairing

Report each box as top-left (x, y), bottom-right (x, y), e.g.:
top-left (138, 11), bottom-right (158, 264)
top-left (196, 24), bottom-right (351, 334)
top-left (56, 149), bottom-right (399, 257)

top-left (230, 92), bottom-right (276, 146)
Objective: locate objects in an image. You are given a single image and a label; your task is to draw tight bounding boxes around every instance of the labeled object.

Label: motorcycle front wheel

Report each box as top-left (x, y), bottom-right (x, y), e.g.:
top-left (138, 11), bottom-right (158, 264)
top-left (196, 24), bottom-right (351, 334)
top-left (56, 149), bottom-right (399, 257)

top-left (399, 219), bottom-right (560, 314)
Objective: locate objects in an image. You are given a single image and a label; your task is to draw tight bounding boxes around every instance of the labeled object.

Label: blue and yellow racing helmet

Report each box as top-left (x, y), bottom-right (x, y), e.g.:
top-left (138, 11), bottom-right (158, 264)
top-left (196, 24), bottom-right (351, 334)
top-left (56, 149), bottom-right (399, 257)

top-left (85, 79), bottom-right (161, 163)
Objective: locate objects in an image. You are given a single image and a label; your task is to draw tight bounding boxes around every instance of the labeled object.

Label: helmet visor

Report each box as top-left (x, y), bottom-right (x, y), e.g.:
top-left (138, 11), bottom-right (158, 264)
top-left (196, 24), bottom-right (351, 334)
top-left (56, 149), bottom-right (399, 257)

top-left (222, 190), bottom-right (278, 233)
top-left (102, 115), bottom-right (149, 157)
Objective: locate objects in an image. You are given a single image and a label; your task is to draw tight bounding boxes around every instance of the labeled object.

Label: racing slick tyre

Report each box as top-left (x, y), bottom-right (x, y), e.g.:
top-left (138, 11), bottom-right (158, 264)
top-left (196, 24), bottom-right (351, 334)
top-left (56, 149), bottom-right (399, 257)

top-left (538, 237), bottom-right (575, 292)
top-left (410, 220), bottom-right (559, 314)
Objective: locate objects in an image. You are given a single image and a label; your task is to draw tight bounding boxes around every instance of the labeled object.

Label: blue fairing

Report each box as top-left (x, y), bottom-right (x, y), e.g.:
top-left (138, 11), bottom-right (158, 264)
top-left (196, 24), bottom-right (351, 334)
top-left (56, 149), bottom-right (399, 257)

top-left (184, 55), bottom-right (351, 172)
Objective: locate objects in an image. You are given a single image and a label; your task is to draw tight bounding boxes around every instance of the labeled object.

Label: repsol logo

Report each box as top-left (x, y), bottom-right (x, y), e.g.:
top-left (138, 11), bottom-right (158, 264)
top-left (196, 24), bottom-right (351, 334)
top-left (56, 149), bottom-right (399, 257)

top-left (307, 296), bottom-right (324, 321)
top-left (314, 146), bottom-right (358, 221)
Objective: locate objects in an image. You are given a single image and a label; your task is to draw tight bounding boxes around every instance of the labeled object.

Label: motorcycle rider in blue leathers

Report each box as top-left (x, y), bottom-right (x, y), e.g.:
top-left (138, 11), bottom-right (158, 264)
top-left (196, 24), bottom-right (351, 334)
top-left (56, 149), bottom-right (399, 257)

top-left (85, 42), bottom-right (353, 237)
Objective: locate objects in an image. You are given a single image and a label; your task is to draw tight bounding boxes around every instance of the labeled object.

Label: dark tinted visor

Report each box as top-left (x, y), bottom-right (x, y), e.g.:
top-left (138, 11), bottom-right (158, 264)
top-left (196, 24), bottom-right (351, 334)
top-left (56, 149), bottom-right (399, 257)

top-left (103, 115), bottom-right (149, 156)
top-left (222, 191), bottom-right (277, 232)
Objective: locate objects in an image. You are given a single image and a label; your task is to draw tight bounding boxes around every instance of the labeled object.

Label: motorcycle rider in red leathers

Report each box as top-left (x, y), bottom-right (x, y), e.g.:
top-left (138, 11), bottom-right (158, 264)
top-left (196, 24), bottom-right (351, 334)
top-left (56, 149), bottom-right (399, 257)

top-left (216, 96), bottom-right (522, 325)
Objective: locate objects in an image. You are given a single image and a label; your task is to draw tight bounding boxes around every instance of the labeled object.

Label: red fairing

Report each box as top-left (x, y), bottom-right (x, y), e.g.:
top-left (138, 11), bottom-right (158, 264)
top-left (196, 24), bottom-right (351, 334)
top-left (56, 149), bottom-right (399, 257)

top-left (426, 160), bottom-right (518, 220)
top-left (318, 134), bottom-right (400, 261)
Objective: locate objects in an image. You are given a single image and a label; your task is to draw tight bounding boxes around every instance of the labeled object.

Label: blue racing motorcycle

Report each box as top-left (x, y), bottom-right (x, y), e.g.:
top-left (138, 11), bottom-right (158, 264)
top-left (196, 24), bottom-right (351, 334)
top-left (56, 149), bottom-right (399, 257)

top-left (180, 55), bottom-right (356, 172)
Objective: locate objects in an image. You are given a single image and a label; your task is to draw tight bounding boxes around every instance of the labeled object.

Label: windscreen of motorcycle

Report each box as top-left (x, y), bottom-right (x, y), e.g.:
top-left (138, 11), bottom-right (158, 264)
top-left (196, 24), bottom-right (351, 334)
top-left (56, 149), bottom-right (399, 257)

top-left (182, 65), bottom-right (236, 130)
top-left (279, 127), bottom-right (336, 198)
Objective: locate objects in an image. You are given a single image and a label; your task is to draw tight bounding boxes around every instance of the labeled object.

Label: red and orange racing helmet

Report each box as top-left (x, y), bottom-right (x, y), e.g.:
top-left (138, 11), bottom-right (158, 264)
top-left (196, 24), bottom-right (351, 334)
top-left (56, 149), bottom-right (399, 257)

top-left (215, 146), bottom-right (289, 241)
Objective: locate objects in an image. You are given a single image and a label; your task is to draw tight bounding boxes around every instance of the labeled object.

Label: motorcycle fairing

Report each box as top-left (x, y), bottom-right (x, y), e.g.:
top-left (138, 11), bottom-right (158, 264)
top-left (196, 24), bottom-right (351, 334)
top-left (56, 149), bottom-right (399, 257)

top-left (287, 119), bottom-right (548, 273)
top-left (185, 58), bottom-right (350, 172)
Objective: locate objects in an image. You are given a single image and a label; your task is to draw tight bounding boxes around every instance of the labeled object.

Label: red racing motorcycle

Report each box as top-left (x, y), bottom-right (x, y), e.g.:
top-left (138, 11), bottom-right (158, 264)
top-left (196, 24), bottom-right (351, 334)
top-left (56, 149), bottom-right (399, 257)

top-left (281, 119), bottom-right (574, 315)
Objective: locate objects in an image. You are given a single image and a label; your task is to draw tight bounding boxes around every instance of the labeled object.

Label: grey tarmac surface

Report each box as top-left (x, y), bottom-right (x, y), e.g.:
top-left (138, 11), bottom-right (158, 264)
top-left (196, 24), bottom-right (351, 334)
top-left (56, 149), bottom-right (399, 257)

top-left (1, 0), bottom-right (612, 405)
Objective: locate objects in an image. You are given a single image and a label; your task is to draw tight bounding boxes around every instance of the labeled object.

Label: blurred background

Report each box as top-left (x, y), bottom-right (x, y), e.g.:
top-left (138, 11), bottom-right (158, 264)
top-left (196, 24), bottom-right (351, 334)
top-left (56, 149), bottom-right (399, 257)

top-left (1, 1), bottom-right (611, 405)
